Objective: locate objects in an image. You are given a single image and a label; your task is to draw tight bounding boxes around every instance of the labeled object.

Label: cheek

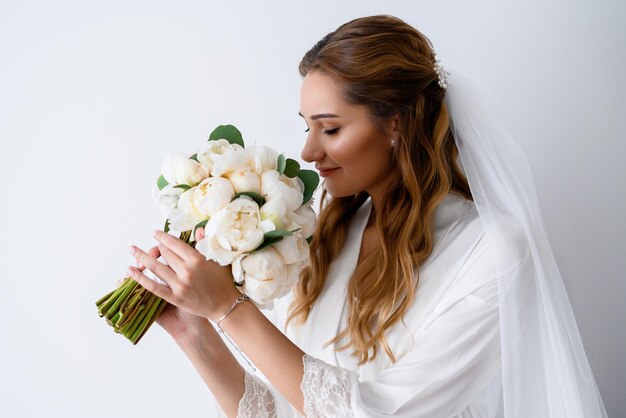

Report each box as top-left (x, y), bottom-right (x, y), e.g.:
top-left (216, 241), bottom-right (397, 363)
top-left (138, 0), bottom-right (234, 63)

top-left (329, 134), bottom-right (390, 173)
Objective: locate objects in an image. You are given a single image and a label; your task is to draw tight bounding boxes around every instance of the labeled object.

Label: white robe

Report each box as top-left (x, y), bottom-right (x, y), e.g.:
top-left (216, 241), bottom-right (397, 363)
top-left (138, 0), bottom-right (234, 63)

top-left (222, 192), bottom-right (525, 417)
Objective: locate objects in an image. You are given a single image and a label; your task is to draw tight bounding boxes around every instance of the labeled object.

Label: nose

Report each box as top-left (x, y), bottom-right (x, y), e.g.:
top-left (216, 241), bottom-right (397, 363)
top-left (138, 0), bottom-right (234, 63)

top-left (300, 132), bottom-right (325, 163)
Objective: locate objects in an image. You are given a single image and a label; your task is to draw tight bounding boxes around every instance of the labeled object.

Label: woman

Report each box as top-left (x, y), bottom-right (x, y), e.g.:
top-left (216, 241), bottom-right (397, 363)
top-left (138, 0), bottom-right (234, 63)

top-left (126, 15), bottom-right (607, 417)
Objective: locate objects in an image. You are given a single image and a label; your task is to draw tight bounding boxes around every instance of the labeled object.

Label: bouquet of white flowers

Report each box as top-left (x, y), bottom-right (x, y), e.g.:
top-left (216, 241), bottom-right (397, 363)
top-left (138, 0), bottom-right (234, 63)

top-left (96, 125), bottom-right (319, 344)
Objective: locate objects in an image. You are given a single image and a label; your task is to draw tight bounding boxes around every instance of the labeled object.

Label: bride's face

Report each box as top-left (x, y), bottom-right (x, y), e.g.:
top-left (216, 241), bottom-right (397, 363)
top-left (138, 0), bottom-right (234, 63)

top-left (299, 71), bottom-right (396, 198)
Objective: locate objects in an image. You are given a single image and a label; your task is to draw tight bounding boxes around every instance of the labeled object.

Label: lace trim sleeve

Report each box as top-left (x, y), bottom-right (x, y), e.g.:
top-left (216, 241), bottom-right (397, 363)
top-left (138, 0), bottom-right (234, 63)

top-left (301, 353), bottom-right (355, 418)
top-left (237, 370), bottom-right (278, 418)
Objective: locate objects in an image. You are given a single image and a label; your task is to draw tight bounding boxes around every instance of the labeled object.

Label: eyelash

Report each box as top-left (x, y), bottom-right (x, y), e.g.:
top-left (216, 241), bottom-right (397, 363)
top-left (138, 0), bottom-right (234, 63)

top-left (304, 127), bottom-right (340, 136)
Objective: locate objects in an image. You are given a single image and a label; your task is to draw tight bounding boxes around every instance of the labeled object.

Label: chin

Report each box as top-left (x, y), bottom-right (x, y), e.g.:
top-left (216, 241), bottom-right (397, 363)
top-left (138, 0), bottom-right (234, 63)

top-left (323, 182), bottom-right (364, 198)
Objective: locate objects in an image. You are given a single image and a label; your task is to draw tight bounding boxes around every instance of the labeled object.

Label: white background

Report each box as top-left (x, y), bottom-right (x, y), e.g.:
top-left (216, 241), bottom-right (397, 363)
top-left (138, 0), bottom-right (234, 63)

top-left (0, 1), bottom-right (624, 417)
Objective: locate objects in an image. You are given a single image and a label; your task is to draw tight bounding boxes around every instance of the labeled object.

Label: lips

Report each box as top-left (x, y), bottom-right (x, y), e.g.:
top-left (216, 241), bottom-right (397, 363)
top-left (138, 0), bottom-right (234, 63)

top-left (317, 167), bottom-right (340, 177)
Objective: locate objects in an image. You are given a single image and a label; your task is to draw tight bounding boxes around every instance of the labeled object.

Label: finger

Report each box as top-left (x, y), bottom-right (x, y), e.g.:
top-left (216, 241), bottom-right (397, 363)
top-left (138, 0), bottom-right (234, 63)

top-left (153, 230), bottom-right (201, 262)
top-left (195, 227), bottom-right (205, 242)
top-left (138, 246), bottom-right (161, 271)
top-left (157, 242), bottom-right (184, 272)
top-left (126, 266), bottom-right (175, 303)
top-left (130, 245), bottom-right (176, 285)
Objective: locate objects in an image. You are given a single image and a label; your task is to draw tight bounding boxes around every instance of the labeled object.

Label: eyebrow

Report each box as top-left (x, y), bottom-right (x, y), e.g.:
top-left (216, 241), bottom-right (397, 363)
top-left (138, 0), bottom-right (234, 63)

top-left (298, 111), bottom-right (340, 120)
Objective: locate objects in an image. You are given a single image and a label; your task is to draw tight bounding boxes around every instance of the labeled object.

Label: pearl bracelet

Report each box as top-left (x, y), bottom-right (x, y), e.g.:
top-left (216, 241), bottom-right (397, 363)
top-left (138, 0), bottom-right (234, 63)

top-left (215, 293), bottom-right (256, 372)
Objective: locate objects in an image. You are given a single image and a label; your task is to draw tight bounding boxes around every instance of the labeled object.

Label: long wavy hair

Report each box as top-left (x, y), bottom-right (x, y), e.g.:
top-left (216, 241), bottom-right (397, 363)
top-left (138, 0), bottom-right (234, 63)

top-left (286, 15), bottom-right (472, 365)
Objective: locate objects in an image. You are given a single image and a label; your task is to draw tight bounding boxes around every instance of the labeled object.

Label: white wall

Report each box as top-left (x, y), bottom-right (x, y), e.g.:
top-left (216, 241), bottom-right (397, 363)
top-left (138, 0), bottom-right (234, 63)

top-left (0, 1), bottom-right (623, 416)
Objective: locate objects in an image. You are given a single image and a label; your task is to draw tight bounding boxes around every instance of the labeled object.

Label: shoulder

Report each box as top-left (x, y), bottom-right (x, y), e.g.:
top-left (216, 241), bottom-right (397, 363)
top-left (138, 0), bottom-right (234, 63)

top-left (435, 192), bottom-right (529, 271)
top-left (428, 194), bottom-right (530, 303)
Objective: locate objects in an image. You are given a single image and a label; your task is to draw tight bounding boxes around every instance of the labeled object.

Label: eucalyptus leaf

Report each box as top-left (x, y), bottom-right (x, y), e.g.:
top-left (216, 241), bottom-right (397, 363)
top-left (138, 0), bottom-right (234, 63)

top-left (157, 175), bottom-right (169, 191)
top-left (277, 154), bottom-right (286, 175)
top-left (208, 124), bottom-right (244, 148)
top-left (173, 184), bottom-right (192, 191)
top-left (306, 236), bottom-right (313, 244)
top-left (234, 192), bottom-right (265, 207)
top-left (284, 158), bottom-right (300, 178)
top-left (164, 219), bottom-right (171, 233)
top-left (252, 236), bottom-right (284, 252)
top-left (264, 229), bottom-right (293, 239)
top-left (190, 153), bottom-right (199, 162)
top-left (297, 169), bottom-right (320, 204)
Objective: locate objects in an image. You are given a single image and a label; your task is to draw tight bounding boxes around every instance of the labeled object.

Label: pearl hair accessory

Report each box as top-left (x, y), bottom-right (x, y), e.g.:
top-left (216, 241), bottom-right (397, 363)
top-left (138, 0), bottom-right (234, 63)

top-left (433, 52), bottom-right (450, 89)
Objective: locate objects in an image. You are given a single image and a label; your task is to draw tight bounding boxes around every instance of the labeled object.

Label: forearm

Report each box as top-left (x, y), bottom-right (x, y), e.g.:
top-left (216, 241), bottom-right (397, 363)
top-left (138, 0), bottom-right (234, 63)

top-left (175, 324), bottom-right (246, 418)
top-left (214, 300), bottom-right (306, 415)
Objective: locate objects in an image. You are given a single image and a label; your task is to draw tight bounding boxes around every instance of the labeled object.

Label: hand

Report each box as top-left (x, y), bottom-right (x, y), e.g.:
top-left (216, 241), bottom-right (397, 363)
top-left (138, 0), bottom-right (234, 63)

top-left (119, 244), bottom-right (211, 344)
top-left (126, 227), bottom-right (240, 322)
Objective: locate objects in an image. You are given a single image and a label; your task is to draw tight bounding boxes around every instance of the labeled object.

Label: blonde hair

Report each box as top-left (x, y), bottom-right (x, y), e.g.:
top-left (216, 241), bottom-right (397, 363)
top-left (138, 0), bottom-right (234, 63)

top-left (287, 15), bottom-right (472, 364)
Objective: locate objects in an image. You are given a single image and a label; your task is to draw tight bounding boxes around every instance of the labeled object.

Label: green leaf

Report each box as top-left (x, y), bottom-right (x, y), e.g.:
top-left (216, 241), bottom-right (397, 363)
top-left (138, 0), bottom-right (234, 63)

top-left (157, 175), bottom-right (169, 191)
top-left (234, 192), bottom-right (265, 207)
top-left (190, 153), bottom-right (199, 162)
top-left (264, 229), bottom-right (293, 239)
top-left (284, 158), bottom-right (300, 178)
top-left (277, 154), bottom-right (286, 175)
top-left (164, 219), bottom-right (171, 233)
top-left (208, 124), bottom-right (244, 148)
top-left (173, 184), bottom-right (192, 191)
top-left (297, 169), bottom-right (320, 204)
top-left (252, 236), bottom-right (285, 252)
top-left (306, 235), bottom-right (313, 244)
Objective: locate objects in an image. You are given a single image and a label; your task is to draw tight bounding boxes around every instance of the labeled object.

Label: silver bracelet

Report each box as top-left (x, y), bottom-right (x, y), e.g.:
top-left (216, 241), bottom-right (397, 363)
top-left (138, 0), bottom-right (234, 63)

top-left (216, 293), bottom-right (252, 331)
top-left (215, 293), bottom-right (256, 372)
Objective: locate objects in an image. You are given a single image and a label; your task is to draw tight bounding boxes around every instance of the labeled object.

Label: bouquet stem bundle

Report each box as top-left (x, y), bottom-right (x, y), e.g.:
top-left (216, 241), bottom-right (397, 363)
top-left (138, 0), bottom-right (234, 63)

top-left (95, 230), bottom-right (192, 344)
top-left (96, 278), bottom-right (168, 344)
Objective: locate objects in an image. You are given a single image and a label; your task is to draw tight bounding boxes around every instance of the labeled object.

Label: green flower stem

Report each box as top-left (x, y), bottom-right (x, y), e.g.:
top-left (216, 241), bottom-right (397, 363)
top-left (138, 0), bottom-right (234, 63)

top-left (123, 293), bottom-right (156, 339)
top-left (97, 279), bottom-right (131, 317)
top-left (117, 289), bottom-right (144, 326)
top-left (105, 279), bottom-right (138, 320)
top-left (130, 295), bottom-right (166, 344)
top-left (95, 288), bottom-right (116, 307)
top-left (132, 298), bottom-right (168, 345)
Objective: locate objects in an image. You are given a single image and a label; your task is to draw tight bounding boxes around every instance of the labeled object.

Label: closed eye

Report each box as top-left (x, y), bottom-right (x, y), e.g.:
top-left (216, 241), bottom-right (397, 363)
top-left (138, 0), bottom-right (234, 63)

top-left (323, 127), bottom-right (340, 136)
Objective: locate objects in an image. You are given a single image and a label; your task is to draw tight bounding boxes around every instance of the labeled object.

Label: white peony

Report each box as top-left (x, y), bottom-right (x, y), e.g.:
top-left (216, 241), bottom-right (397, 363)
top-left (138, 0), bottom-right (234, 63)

top-left (247, 145), bottom-right (278, 175)
top-left (273, 233), bottom-right (309, 265)
top-left (260, 170), bottom-right (304, 211)
top-left (232, 247), bottom-right (287, 309)
top-left (196, 196), bottom-right (265, 265)
top-left (281, 259), bottom-right (308, 295)
top-left (259, 198), bottom-right (287, 231)
top-left (286, 203), bottom-right (317, 239)
top-left (197, 139), bottom-right (250, 178)
top-left (191, 177), bottom-right (235, 218)
top-left (167, 187), bottom-right (205, 232)
top-left (167, 177), bottom-right (235, 232)
top-left (151, 183), bottom-right (184, 219)
top-left (161, 153), bottom-right (207, 187)
top-left (227, 168), bottom-right (262, 195)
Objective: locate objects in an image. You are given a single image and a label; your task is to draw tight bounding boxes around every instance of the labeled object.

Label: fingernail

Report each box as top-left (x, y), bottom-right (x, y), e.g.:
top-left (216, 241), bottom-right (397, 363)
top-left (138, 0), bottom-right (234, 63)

top-left (129, 245), bottom-right (137, 255)
top-left (153, 230), bottom-right (160, 238)
top-left (137, 261), bottom-right (144, 269)
top-left (126, 267), bottom-right (134, 277)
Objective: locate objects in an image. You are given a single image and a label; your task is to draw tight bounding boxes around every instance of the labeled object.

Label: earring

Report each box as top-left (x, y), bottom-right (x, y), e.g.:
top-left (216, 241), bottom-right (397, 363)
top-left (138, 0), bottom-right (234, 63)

top-left (391, 138), bottom-right (397, 147)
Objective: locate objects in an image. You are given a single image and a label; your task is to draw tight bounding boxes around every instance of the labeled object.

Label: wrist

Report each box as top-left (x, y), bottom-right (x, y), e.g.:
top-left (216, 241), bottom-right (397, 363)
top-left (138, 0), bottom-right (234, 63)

top-left (208, 286), bottom-right (246, 323)
top-left (172, 319), bottom-right (217, 351)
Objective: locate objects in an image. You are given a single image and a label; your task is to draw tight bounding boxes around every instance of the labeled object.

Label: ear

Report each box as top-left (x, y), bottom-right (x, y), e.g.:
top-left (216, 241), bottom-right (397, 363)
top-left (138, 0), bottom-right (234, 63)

top-left (388, 113), bottom-right (401, 137)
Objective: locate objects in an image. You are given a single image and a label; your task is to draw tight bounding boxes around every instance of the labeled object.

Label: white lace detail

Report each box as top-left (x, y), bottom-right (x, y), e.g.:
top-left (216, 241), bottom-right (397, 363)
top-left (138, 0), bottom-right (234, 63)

top-left (301, 354), bottom-right (354, 418)
top-left (237, 370), bottom-right (278, 418)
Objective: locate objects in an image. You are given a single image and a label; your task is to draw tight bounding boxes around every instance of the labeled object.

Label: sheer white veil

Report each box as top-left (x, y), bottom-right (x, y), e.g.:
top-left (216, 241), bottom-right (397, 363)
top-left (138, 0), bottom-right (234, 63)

top-left (444, 70), bottom-right (607, 417)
